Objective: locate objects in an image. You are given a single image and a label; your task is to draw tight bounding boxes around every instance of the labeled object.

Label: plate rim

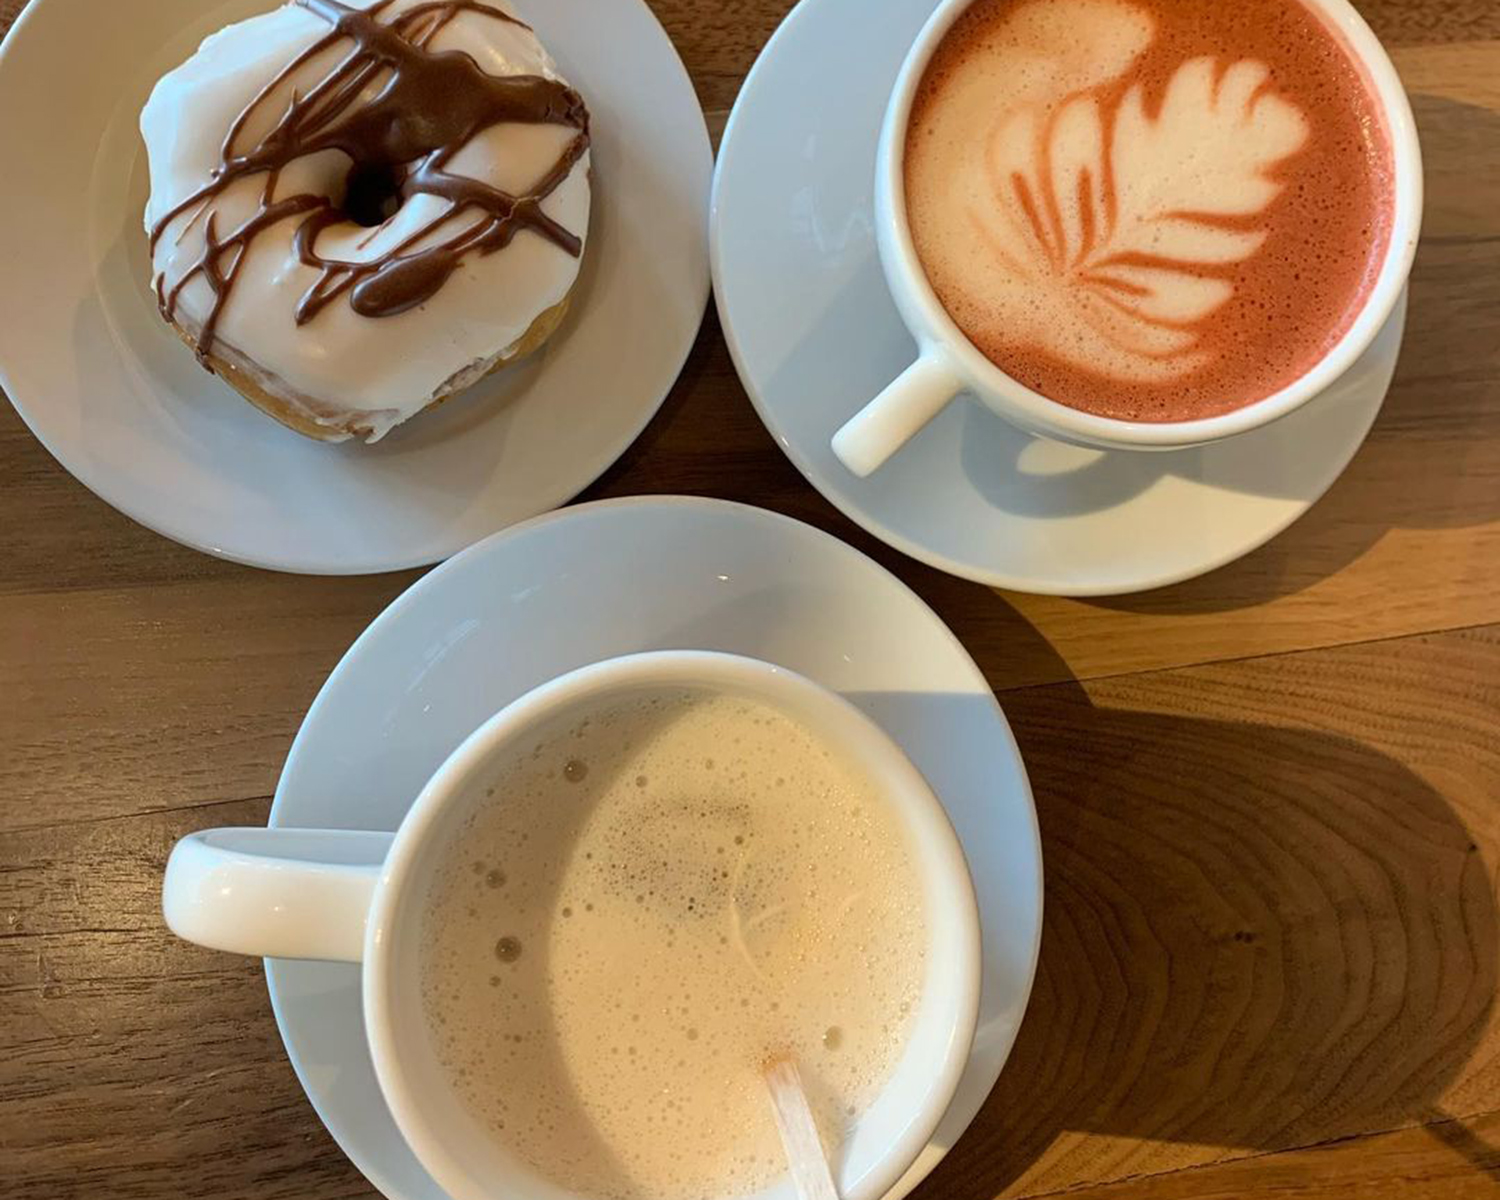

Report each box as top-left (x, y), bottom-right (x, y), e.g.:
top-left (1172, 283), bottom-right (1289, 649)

top-left (0, 0), bottom-right (712, 577)
top-left (266, 492), bottom-right (1044, 1200)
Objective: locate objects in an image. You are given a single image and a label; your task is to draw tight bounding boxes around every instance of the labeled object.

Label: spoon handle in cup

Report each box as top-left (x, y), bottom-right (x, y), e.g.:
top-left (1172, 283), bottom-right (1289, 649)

top-left (765, 1057), bottom-right (841, 1200)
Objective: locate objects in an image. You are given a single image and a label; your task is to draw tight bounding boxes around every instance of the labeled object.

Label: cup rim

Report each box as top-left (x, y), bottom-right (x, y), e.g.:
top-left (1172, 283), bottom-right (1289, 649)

top-left (877, 0), bottom-right (1423, 448)
top-left (359, 649), bottom-right (983, 1200)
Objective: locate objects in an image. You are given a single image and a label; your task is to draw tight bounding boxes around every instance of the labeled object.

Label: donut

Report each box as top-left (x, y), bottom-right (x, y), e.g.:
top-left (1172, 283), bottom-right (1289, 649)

top-left (139, 0), bottom-right (592, 443)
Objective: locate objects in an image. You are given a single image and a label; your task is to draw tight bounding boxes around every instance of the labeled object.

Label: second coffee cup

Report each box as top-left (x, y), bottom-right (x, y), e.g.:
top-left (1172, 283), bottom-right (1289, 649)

top-left (162, 650), bottom-right (981, 1200)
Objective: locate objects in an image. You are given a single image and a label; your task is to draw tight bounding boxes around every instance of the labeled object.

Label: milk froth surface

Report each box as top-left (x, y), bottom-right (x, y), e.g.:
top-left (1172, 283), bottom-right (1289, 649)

top-left (420, 691), bottom-right (926, 1200)
top-left (904, 0), bottom-right (1395, 420)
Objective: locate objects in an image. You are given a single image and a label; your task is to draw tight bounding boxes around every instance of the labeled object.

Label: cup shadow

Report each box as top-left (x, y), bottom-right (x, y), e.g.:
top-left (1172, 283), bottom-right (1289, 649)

top-left (958, 403), bottom-right (1165, 519)
top-left (902, 605), bottom-right (1497, 1198)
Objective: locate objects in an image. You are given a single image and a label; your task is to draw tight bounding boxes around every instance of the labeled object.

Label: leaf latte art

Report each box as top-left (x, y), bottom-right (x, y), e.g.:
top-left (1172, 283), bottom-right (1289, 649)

top-left (905, 0), bottom-right (1395, 421)
top-left (983, 55), bottom-right (1307, 377)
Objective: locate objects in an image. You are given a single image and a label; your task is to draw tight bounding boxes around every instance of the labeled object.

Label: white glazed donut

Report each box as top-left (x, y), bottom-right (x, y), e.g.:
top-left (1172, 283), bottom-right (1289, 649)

top-left (140, 0), bottom-right (592, 442)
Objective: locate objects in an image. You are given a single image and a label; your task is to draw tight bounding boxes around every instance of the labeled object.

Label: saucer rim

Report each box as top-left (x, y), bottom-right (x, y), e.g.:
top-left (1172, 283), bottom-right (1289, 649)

top-left (708, 0), bottom-right (1402, 597)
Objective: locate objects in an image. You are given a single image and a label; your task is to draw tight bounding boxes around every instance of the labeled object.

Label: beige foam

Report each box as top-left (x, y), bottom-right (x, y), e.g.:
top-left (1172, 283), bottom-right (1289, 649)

top-left (420, 691), bottom-right (926, 1200)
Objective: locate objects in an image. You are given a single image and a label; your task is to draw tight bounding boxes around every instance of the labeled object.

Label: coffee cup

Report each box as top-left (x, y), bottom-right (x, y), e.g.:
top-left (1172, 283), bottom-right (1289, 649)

top-left (831, 0), bottom-right (1422, 477)
top-left (162, 650), bottom-right (981, 1200)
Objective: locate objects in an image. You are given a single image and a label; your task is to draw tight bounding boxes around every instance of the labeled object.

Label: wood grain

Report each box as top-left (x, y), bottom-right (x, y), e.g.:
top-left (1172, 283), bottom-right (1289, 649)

top-left (2, 1), bottom-right (1498, 1199)
top-left (0, 798), bottom-right (366, 1200)
top-left (1034, 1110), bottom-right (1500, 1199)
top-left (1, 576), bottom-right (409, 832)
top-left (1357, 0), bottom-right (1500, 46)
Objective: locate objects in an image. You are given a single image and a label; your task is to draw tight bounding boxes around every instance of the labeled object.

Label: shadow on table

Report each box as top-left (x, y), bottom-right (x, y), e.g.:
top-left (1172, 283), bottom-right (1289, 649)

top-left (1087, 91), bottom-right (1500, 615)
top-left (1424, 1112), bottom-right (1500, 1187)
top-left (908, 610), bottom-right (1497, 1197)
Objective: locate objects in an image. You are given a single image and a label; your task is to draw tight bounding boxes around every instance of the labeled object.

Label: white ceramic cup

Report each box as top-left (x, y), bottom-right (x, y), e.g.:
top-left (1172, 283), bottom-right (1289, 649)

top-left (830, 0), bottom-right (1423, 477)
top-left (162, 650), bottom-right (981, 1200)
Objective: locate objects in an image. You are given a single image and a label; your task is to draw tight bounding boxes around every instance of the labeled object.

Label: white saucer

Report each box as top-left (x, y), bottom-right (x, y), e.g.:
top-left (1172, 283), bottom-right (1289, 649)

top-left (710, 0), bottom-right (1406, 596)
top-left (0, 0), bottom-right (709, 575)
top-left (265, 496), bottom-right (1041, 1200)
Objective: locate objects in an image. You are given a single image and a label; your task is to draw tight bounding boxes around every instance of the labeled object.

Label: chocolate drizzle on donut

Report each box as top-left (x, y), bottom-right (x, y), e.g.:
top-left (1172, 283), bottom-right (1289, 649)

top-left (150, 0), bottom-right (590, 362)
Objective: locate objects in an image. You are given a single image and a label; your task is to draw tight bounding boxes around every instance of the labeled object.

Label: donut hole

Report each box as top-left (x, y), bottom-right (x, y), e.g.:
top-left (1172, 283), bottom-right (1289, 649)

top-left (342, 160), bottom-right (405, 228)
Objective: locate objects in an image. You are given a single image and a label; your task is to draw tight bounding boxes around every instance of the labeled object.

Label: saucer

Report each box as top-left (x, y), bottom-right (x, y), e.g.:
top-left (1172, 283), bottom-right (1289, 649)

top-left (0, 0), bottom-right (709, 575)
top-left (710, 0), bottom-right (1406, 596)
top-left (266, 496), bottom-right (1041, 1200)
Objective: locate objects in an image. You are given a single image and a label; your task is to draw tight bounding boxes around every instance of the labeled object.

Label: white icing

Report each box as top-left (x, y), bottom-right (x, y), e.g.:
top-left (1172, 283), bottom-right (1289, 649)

top-left (140, 0), bottom-right (591, 441)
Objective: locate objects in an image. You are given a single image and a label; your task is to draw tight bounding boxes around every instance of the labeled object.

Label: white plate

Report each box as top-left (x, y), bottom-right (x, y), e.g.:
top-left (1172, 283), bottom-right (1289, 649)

top-left (0, 0), bottom-right (709, 574)
top-left (266, 496), bottom-right (1042, 1200)
top-left (710, 0), bottom-right (1406, 596)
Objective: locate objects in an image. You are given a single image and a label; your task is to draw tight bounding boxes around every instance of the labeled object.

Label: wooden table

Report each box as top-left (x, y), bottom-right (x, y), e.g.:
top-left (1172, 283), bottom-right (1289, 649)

top-left (3, 0), bottom-right (1498, 1196)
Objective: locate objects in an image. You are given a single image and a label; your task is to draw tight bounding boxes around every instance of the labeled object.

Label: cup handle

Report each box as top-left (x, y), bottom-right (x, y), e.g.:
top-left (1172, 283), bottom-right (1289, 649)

top-left (162, 828), bottom-right (395, 962)
top-left (832, 349), bottom-right (964, 477)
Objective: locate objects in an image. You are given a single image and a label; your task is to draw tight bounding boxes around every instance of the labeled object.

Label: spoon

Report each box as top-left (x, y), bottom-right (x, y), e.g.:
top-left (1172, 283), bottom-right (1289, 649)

top-left (764, 1057), bottom-right (840, 1200)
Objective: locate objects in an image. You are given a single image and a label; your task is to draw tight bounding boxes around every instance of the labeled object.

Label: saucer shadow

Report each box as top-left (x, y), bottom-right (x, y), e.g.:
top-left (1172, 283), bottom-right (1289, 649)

top-left (903, 657), bottom-right (1496, 1196)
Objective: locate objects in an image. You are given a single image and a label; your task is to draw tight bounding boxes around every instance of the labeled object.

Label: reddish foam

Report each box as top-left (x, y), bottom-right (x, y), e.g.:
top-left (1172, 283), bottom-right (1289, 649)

top-left (905, 0), bottom-right (1396, 422)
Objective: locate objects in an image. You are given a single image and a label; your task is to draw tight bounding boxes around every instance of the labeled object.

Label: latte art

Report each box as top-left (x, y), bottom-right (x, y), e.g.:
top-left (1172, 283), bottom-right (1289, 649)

top-left (905, 0), bottom-right (1395, 421)
top-left (982, 53), bottom-right (1307, 378)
